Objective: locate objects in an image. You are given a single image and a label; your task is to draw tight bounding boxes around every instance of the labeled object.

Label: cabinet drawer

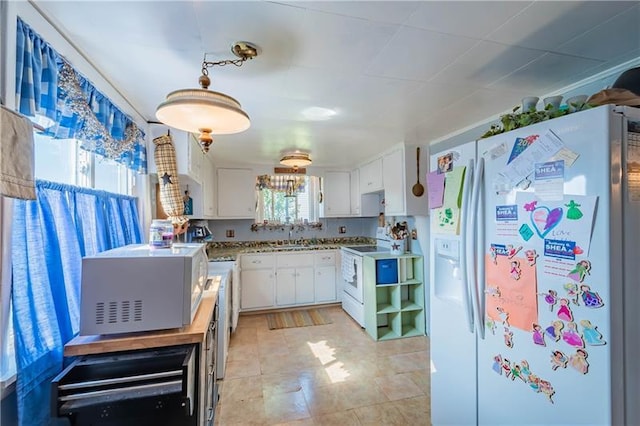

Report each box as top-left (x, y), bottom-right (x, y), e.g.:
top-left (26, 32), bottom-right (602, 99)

top-left (314, 251), bottom-right (336, 266)
top-left (276, 253), bottom-right (314, 268)
top-left (241, 254), bottom-right (275, 269)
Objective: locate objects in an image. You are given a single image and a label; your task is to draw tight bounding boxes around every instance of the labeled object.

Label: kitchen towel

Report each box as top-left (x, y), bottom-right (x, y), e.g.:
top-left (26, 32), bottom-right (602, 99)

top-left (341, 251), bottom-right (357, 283)
top-left (0, 105), bottom-right (36, 199)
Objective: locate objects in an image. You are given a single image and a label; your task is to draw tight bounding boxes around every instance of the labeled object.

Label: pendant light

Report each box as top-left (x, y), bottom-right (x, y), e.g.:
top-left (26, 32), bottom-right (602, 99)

top-left (156, 42), bottom-right (258, 152)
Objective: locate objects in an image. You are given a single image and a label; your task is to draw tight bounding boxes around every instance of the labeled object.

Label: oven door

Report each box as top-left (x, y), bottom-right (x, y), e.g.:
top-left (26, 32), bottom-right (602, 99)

top-left (342, 254), bottom-right (363, 303)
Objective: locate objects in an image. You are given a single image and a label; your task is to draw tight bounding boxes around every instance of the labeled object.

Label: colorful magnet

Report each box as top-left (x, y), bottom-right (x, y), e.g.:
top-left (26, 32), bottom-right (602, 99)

top-left (528, 374), bottom-right (541, 392)
top-left (510, 361), bottom-right (522, 381)
top-left (563, 282), bottom-right (580, 305)
top-left (580, 284), bottom-right (604, 308)
top-left (490, 247), bottom-right (498, 264)
top-left (493, 355), bottom-right (503, 375)
top-left (573, 246), bottom-right (584, 255)
top-left (567, 260), bottom-right (591, 283)
top-left (503, 327), bottom-right (514, 348)
top-left (580, 319), bottom-right (606, 346)
top-left (437, 153), bottom-right (453, 174)
top-left (569, 349), bottom-right (589, 374)
top-left (508, 135), bottom-right (539, 164)
top-left (501, 357), bottom-right (512, 378)
top-left (496, 205), bottom-right (518, 222)
top-left (506, 244), bottom-right (522, 259)
top-left (550, 350), bottom-right (568, 370)
top-left (524, 200), bottom-right (538, 212)
top-left (562, 322), bottom-right (584, 348)
top-left (532, 323), bottom-right (546, 346)
top-left (524, 249), bottom-right (539, 266)
top-left (531, 206), bottom-right (563, 238)
top-left (519, 223), bottom-right (534, 241)
top-left (565, 200), bottom-right (584, 220)
top-left (486, 317), bottom-right (497, 335)
top-left (510, 260), bottom-right (521, 280)
top-left (539, 289), bottom-right (558, 311)
top-left (519, 360), bottom-right (531, 382)
top-left (539, 380), bottom-right (555, 404)
top-left (557, 298), bottom-right (573, 321)
top-left (545, 320), bottom-right (564, 342)
top-left (485, 286), bottom-right (501, 298)
top-left (544, 239), bottom-right (576, 260)
top-left (496, 307), bottom-right (510, 327)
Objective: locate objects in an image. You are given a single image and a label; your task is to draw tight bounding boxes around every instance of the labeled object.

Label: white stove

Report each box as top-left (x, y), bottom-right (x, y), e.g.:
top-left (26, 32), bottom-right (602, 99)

top-left (340, 228), bottom-right (390, 326)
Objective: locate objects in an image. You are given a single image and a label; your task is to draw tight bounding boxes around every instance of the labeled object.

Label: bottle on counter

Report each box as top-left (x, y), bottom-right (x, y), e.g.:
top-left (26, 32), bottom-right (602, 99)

top-left (149, 219), bottom-right (174, 249)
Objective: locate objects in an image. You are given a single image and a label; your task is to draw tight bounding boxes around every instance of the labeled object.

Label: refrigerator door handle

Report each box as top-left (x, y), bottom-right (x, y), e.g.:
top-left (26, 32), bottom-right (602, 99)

top-left (460, 159), bottom-right (475, 333)
top-left (468, 156), bottom-right (485, 339)
top-left (476, 157), bottom-right (486, 340)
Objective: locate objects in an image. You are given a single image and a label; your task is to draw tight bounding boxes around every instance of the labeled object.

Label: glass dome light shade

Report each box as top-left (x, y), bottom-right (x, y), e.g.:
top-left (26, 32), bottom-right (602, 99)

top-left (280, 153), bottom-right (312, 168)
top-left (156, 88), bottom-right (250, 135)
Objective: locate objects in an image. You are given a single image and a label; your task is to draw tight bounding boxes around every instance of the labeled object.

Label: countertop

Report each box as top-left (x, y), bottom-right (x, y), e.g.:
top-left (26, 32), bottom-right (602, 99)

top-left (64, 280), bottom-right (220, 357)
top-left (206, 237), bottom-right (376, 261)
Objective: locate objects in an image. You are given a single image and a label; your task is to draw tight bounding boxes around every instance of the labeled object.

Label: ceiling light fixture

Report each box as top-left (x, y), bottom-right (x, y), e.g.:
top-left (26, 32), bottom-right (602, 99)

top-left (155, 41), bottom-right (259, 152)
top-left (280, 151), bottom-right (312, 171)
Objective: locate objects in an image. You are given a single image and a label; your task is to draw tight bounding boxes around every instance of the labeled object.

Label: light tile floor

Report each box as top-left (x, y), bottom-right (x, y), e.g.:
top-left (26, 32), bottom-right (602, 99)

top-left (214, 306), bottom-right (431, 425)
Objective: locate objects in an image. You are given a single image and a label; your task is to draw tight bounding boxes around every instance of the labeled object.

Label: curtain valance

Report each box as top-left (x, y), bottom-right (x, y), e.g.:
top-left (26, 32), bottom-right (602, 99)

top-left (256, 174), bottom-right (306, 192)
top-left (15, 18), bottom-right (146, 173)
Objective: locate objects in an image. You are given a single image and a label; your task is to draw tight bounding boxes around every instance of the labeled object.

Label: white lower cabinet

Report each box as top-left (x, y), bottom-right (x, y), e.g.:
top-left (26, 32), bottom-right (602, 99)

top-left (239, 250), bottom-right (339, 311)
top-left (240, 254), bottom-right (275, 310)
top-left (314, 266), bottom-right (336, 302)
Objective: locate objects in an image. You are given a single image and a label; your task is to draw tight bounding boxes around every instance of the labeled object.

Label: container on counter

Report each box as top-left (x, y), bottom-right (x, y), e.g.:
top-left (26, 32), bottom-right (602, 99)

top-left (149, 219), bottom-right (174, 249)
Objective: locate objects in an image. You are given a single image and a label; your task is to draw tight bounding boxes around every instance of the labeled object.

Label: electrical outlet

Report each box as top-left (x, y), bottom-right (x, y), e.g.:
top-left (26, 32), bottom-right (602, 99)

top-left (226, 229), bottom-right (235, 238)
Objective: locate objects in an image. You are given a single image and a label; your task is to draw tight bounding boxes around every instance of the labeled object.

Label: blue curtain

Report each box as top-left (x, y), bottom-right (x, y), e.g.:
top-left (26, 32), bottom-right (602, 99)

top-left (11, 180), bottom-right (142, 426)
top-left (15, 17), bottom-right (147, 173)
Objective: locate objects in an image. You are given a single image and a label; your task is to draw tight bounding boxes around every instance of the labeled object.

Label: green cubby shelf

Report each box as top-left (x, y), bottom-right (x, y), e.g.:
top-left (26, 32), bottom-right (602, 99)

top-left (363, 253), bottom-right (425, 341)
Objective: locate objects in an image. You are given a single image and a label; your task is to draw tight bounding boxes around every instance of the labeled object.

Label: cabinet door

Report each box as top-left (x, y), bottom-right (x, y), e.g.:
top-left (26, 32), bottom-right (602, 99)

top-left (201, 156), bottom-right (215, 218)
top-left (276, 268), bottom-right (296, 306)
top-left (175, 132), bottom-right (204, 184)
top-left (382, 148), bottom-right (405, 216)
top-left (321, 171), bottom-right (351, 217)
top-left (350, 169), bottom-right (360, 215)
top-left (359, 158), bottom-right (383, 193)
top-left (217, 168), bottom-right (255, 218)
top-left (315, 266), bottom-right (336, 303)
top-left (241, 269), bottom-right (274, 309)
top-left (295, 267), bottom-right (315, 304)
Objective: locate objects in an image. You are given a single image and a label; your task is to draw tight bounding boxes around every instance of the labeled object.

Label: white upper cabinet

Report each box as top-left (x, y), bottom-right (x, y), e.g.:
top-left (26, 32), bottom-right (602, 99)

top-left (320, 171), bottom-right (351, 217)
top-left (359, 157), bottom-right (383, 194)
top-left (217, 168), bottom-right (255, 218)
top-left (382, 144), bottom-right (428, 217)
top-left (350, 169), bottom-right (360, 215)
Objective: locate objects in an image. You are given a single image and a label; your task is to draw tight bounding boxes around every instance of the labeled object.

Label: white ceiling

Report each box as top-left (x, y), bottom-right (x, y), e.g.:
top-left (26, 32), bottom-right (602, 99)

top-left (33, 1), bottom-right (640, 168)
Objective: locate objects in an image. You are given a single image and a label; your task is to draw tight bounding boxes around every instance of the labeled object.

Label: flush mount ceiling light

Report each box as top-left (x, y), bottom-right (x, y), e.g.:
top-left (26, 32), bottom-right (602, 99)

top-left (280, 151), bottom-right (312, 171)
top-left (155, 41), bottom-right (259, 152)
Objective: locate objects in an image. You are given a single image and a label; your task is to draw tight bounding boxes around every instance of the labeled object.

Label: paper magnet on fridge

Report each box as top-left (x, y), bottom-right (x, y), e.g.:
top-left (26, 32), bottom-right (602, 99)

top-left (503, 327), bottom-right (514, 348)
top-left (510, 260), bottom-right (521, 280)
top-left (524, 249), bottom-right (539, 266)
top-left (539, 380), bottom-right (555, 404)
top-left (557, 298), bottom-right (573, 321)
top-left (532, 323), bottom-right (546, 346)
top-left (496, 307), bottom-right (510, 327)
top-left (492, 355), bottom-right (503, 375)
top-left (550, 350), bottom-right (568, 370)
top-left (545, 320), bottom-right (564, 342)
top-left (486, 317), bottom-right (497, 335)
top-left (567, 260), bottom-right (591, 283)
top-left (580, 285), bottom-right (604, 308)
top-left (569, 349), bottom-right (590, 374)
top-left (501, 358), bottom-right (512, 378)
top-left (563, 282), bottom-right (580, 305)
top-left (506, 244), bottom-right (522, 259)
top-left (562, 322), bottom-right (584, 348)
top-left (580, 320), bottom-right (606, 346)
top-left (519, 360), bottom-right (531, 382)
top-left (485, 286), bottom-right (501, 298)
top-left (539, 289), bottom-right (558, 311)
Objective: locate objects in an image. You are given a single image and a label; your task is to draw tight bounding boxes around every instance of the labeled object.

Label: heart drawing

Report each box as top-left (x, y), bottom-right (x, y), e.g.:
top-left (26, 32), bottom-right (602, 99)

top-left (530, 206), bottom-right (563, 238)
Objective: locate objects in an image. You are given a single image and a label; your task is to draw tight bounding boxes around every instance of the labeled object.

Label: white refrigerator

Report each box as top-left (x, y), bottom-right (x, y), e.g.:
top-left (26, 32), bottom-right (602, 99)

top-left (429, 105), bottom-right (640, 425)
